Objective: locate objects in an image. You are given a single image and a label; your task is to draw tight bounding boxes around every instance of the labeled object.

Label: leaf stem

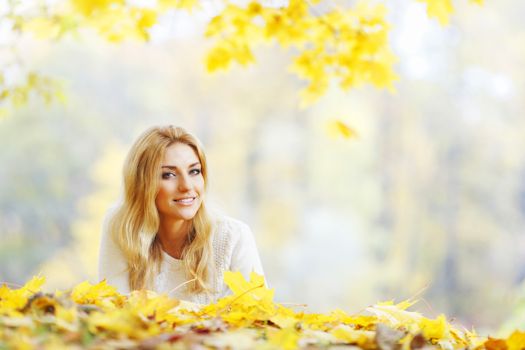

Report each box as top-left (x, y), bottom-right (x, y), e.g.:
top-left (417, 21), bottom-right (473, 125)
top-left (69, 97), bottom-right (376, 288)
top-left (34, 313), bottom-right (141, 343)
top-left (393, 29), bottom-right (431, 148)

top-left (218, 282), bottom-right (265, 315)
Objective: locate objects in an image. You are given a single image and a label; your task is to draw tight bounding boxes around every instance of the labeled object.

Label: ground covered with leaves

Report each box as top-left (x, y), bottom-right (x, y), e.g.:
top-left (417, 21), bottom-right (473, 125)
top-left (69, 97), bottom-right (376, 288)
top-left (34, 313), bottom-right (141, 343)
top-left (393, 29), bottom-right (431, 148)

top-left (0, 272), bottom-right (522, 349)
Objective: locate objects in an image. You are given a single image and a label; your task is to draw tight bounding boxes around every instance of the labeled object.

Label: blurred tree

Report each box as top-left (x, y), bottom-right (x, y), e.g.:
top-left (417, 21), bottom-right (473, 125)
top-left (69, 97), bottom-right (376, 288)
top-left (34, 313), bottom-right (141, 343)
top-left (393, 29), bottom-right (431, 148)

top-left (36, 143), bottom-right (124, 289)
top-left (0, 105), bottom-right (109, 283)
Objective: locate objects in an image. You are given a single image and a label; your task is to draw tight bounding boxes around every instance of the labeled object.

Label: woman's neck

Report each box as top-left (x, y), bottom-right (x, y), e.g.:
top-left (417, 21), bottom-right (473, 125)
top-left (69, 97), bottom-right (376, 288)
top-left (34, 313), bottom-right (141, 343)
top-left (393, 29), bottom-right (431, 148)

top-left (157, 218), bottom-right (191, 259)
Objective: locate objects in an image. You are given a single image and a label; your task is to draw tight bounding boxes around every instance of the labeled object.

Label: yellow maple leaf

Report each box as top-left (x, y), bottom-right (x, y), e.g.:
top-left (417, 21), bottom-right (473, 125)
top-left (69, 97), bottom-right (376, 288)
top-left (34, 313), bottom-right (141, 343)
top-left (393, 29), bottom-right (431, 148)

top-left (127, 290), bottom-right (179, 323)
top-left (270, 306), bottom-right (299, 329)
top-left (366, 300), bottom-right (421, 330)
top-left (417, 0), bottom-right (454, 26)
top-left (301, 312), bottom-right (338, 331)
top-left (247, 2), bottom-right (263, 16)
top-left (330, 309), bottom-right (377, 329)
top-left (331, 325), bottom-right (375, 347)
top-left (206, 43), bottom-right (233, 72)
top-left (184, 0), bottom-right (201, 11)
top-left (231, 42), bottom-right (256, 66)
top-left (133, 8), bottom-right (158, 39)
top-left (268, 327), bottom-right (300, 350)
top-left (224, 271), bottom-right (265, 295)
top-left (0, 276), bottom-right (45, 316)
top-left (88, 308), bottom-right (142, 337)
top-left (377, 299), bottom-right (416, 310)
top-left (86, 290), bottom-right (179, 339)
top-left (0, 286), bottom-right (25, 315)
top-left (420, 314), bottom-right (449, 340)
top-left (200, 271), bottom-right (275, 327)
top-left (54, 305), bottom-right (79, 332)
top-left (205, 15), bottom-right (225, 38)
top-left (222, 271), bottom-right (272, 309)
top-left (299, 78), bottom-right (329, 108)
top-left (21, 276), bottom-right (46, 295)
top-left (70, 280), bottom-right (121, 309)
top-left (71, 0), bottom-right (125, 16)
top-left (326, 120), bottom-right (358, 139)
top-left (507, 331), bottom-right (525, 350)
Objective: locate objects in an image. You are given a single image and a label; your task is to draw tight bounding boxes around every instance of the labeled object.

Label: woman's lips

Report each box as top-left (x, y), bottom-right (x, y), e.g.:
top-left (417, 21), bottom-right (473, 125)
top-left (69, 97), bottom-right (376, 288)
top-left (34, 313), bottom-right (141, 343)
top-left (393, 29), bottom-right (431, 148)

top-left (173, 197), bottom-right (196, 205)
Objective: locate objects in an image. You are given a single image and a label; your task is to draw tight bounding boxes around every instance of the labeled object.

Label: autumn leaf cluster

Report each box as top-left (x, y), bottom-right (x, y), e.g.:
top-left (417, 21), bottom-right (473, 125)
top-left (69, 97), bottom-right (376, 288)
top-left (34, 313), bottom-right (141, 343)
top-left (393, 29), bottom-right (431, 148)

top-left (204, 0), bottom-right (396, 106)
top-left (0, 0), bottom-right (485, 115)
top-left (418, 0), bottom-right (484, 25)
top-left (1, 271), bottom-right (521, 349)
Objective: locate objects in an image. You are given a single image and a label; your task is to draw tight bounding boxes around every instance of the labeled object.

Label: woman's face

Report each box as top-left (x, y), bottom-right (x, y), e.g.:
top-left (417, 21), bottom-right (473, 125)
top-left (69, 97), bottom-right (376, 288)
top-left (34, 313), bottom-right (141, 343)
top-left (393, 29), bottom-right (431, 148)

top-left (155, 142), bottom-right (204, 222)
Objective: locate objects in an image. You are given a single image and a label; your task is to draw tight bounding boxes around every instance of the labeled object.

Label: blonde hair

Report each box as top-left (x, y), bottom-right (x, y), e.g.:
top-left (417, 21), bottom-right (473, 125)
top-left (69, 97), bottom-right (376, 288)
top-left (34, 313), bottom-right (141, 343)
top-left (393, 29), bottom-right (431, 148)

top-left (108, 125), bottom-right (215, 293)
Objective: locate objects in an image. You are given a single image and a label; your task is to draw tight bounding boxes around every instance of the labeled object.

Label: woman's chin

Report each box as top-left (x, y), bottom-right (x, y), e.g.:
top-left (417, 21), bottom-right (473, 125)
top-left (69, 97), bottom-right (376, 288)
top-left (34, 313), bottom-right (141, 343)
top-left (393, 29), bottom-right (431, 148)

top-left (173, 208), bottom-right (199, 221)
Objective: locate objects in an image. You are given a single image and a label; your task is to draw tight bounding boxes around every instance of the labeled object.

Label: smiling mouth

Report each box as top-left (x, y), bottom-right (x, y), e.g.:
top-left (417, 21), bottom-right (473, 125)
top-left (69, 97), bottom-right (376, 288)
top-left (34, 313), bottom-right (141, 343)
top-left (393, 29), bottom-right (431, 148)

top-left (173, 197), bottom-right (196, 204)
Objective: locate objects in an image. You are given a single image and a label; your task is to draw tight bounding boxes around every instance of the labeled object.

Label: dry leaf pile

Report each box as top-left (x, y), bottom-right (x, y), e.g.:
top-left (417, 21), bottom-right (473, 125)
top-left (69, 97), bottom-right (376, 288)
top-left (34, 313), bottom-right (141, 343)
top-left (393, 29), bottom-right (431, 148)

top-left (0, 272), bottom-right (522, 349)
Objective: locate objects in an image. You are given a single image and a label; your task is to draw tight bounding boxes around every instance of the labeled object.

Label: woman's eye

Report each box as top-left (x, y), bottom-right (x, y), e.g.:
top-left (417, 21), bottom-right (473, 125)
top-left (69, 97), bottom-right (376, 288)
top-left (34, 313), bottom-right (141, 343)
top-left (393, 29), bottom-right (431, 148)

top-left (162, 172), bottom-right (176, 179)
top-left (190, 169), bottom-right (201, 175)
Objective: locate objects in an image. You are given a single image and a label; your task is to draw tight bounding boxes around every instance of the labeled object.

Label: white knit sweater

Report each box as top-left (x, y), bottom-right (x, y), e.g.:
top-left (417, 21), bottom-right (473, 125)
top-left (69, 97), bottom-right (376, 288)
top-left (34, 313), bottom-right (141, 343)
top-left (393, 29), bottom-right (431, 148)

top-left (98, 215), bottom-right (265, 305)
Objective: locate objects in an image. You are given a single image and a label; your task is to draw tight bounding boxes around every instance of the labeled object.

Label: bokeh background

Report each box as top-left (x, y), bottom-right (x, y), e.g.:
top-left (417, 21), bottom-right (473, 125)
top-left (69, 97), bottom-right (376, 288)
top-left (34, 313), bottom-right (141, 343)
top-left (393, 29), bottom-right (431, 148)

top-left (1, 0), bottom-right (525, 335)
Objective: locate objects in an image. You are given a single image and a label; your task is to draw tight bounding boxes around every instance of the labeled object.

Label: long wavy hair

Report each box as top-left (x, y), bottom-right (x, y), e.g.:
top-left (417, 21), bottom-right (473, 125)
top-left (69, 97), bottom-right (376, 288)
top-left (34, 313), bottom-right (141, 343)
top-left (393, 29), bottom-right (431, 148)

top-left (107, 125), bottom-right (215, 293)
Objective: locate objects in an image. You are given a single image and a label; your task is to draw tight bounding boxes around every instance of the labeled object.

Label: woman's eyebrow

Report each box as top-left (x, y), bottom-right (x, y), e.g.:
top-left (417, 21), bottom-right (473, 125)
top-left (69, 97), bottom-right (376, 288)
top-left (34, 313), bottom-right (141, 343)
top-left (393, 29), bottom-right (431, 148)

top-left (161, 162), bottom-right (201, 169)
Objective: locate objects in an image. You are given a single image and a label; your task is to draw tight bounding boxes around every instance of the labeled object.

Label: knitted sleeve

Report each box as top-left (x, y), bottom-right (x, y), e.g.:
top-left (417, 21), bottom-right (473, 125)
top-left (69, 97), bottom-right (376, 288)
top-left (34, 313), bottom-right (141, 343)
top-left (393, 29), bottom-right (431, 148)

top-left (98, 210), bottom-right (130, 294)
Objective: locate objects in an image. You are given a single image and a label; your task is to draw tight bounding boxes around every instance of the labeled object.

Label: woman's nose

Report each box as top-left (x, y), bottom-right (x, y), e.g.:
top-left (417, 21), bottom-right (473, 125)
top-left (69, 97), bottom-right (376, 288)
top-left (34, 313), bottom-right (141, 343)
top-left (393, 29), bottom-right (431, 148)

top-left (177, 174), bottom-right (191, 191)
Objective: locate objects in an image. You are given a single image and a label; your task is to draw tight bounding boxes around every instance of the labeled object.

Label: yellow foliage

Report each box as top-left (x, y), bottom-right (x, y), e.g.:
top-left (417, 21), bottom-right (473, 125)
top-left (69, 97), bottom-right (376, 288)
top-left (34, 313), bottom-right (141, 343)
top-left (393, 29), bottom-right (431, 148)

top-left (126, 290), bottom-right (180, 323)
top-left (88, 308), bottom-right (150, 338)
top-left (417, 0), bottom-right (483, 25)
top-left (64, 0), bottom-right (188, 42)
top-left (1, 272), bottom-right (518, 349)
top-left (507, 331), bottom-right (525, 350)
top-left (420, 314), bottom-right (449, 340)
top-left (0, 71), bottom-right (64, 116)
top-left (204, 0), bottom-right (398, 105)
top-left (206, 40), bottom-right (255, 72)
top-left (366, 299), bottom-right (422, 329)
top-left (70, 280), bottom-right (121, 308)
top-left (0, 276), bottom-right (45, 317)
top-left (54, 306), bottom-right (78, 331)
top-left (268, 327), bottom-right (300, 350)
top-left (199, 271), bottom-right (275, 327)
top-left (2, 0), bottom-right (484, 111)
top-left (331, 326), bottom-right (375, 347)
top-left (135, 9), bottom-right (158, 37)
top-left (326, 119), bottom-right (358, 139)
top-left (270, 308), bottom-right (299, 329)
top-left (202, 0), bottom-right (481, 104)
top-left (417, 0), bottom-right (454, 25)
top-left (159, 0), bottom-right (200, 11)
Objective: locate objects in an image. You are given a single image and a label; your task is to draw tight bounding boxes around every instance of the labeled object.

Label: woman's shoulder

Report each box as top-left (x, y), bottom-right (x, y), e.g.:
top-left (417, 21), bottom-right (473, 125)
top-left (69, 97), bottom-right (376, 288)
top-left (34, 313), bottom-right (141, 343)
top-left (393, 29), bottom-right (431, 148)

top-left (210, 215), bottom-right (259, 270)
top-left (213, 215), bottom-right (252, 239)
top-left (209, 215), bottom-right (248, 264)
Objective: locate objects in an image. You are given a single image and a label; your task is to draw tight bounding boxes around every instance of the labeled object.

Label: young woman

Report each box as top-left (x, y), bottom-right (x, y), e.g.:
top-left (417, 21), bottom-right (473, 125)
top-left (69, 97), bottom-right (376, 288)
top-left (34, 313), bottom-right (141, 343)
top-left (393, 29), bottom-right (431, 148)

top-left (98, 125), bottom-right (264, 304)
